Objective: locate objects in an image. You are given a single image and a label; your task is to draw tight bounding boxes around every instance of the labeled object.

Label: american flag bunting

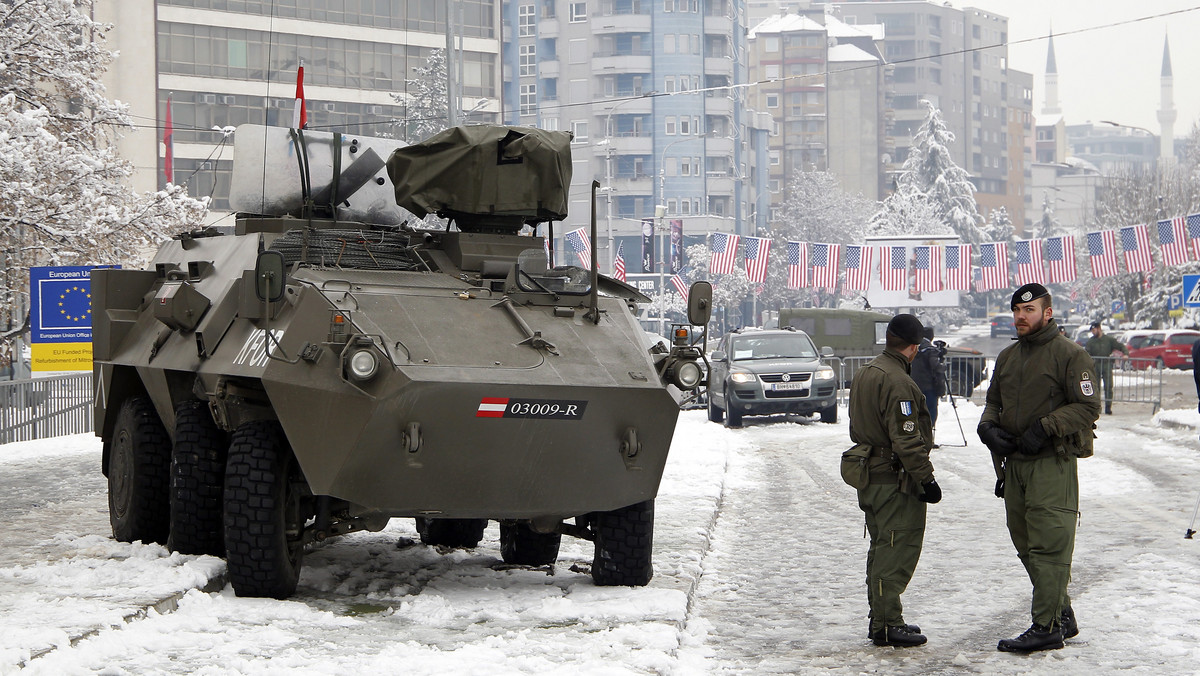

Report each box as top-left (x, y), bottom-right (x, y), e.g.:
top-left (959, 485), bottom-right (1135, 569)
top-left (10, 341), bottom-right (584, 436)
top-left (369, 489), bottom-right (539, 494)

top-left (880, 245), bottom-right (907, 291)
top-left (1119, 224), bottom-right (1154, 273)
top-left (913, 245), bottom-right (942, 292)
top-left (1014, 239), bottom-right (1046, 285)
top-left (743, 236), bottom-right (771, 284)
top-left (564, 227), bottom-right (592, 268)
top-left (1156, 217), bottom-right (1191, 267)
top-left (844, 245), bottom-right (872, 291)
top-left (1087, 230), bottom-right (1119, 278)
top-left (786, 241), bottom-right (808, 289)
top-left (945, 244), bottom-right (972, 291)
top-left (1045, 235), bottom-right (1077, 283)
top-left (977, 242), bottom-right (1009, 291)
top-left (1186, 213), bottom-right (1200, 261)
top-left (709, 232), bottom-right (739, 275)
top-left (613, 242), bottom-right (626, 282)
top-left (811, 243), bottom-right (840, 291)
top-left (671, 274), bottom-right (689, 300)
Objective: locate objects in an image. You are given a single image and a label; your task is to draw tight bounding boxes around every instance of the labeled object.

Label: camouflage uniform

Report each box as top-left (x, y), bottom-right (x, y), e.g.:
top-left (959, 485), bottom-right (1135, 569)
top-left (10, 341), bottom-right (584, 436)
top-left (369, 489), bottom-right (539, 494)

top-left (981, 318), bottom-right (1101, 630)
top-left (848, 348), bottom-right (935, 635)
top-left (1084, 333), bottom-right (1127, 412)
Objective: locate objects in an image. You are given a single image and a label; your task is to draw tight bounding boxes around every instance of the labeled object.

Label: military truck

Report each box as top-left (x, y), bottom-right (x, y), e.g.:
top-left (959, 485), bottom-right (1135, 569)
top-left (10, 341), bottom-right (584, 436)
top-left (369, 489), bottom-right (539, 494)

top-left (93, 124), bottom-right (710, 598)
top-left (775, 307), bottom-right (986, 396)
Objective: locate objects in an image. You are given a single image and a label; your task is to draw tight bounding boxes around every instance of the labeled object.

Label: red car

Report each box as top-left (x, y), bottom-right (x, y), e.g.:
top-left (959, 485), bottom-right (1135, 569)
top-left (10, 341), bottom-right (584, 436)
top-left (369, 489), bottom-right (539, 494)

top-left (1126, 330), bottom-right (1200, 369)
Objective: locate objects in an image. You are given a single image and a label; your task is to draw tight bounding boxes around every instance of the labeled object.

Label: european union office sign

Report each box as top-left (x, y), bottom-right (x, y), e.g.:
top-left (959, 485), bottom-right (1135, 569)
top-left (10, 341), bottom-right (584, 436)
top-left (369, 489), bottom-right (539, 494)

top-left (29, 265), bottom-right (110, 371)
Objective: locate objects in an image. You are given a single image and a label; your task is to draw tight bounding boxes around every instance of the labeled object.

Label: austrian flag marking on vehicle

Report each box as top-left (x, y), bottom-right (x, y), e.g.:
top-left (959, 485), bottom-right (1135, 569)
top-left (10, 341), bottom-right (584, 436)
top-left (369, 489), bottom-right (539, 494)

top-left (476, 397), bottom-right (509, 417)
top-left (476, 397), bottom-right (588, 420)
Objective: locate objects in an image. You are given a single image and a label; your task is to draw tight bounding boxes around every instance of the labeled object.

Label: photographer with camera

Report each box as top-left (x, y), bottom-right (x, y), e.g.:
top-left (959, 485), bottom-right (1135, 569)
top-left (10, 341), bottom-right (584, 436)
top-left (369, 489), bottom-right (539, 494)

top-left (910, 326), bottom-right (947, 431)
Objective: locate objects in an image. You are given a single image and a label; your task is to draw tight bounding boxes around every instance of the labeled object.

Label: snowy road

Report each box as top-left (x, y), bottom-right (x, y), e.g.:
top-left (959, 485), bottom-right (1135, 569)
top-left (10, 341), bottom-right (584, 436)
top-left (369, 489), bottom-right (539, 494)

top-left (3, 401), bottom-right (1200, 674)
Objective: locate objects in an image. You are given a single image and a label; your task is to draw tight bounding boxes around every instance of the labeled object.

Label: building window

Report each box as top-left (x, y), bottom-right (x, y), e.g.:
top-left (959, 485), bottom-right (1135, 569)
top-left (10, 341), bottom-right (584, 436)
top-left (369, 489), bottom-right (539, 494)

top-left (520, 84), bottom-right (537, 115)
top-left (665, 34), bottom-right (676, 54)
top-left (766, 93), bottom-right (779, 108)
top-left (569, 2), bottom-right (587, 22)
top-left (541, 117), bottom-right (558, 131)
top-left (680, 117), bottom-right (690, 135)
top-left (519, 44), bottom-right (536, 76)
top-left (667, 199), bottom-right (677, 213)
top-left (666, 116), bottom-right (676, 135)
top-left (664, 76), bottom-right (675, 93)
top-left (664, 0), bottom-right (674, 11)
top-left (765, 64), bottom-right (780, 79)
top-left (568, 39), bottom-right (587, 63)
top-left (571, 120), bottom-right (588, 142)
top-left (518, 4), bottom-right (535, 36)
top-left (765, 37), bottom-right (779, 52)
top-left (681, 200), bottom-right (691, 215)
top-left (769, 150), bottom-right (780, 165)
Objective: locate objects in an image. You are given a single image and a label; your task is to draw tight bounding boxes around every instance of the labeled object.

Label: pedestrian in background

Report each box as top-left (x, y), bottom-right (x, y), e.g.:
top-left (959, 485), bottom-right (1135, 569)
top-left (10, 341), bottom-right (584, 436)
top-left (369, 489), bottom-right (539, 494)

top-left (1084, 321), bottom-right (1128, 415)
top-left (910, 326), bottom-right (946, 431)
top-left (848, 314), bottom-right (941, 648)
top-left (977, 283), bottom-right (1101, 653)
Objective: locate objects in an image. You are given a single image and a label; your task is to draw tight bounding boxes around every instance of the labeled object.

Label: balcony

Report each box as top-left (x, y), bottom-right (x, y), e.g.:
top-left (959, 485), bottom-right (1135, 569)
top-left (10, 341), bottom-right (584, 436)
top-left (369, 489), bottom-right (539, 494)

top-left (538, 17), bottom-right (559, 38)
top-left (704, 56), bottom-right (733, 77)
top-left (705, 136), bottom-right (735, 156)
top-left (593, 52), bottom-right (653, 72)
top-left (705, 96), bottom-right (734, 116)
top-left (610, 134), bottom-right (653, 155)
top-left (705, 175), bottom-right (736, 194)
top-left (592, 13), bottom-right (651, 33)
top-left (705, 14), bottom-right (733, 36)
top-left (537, 60), bottom-right (560, 78)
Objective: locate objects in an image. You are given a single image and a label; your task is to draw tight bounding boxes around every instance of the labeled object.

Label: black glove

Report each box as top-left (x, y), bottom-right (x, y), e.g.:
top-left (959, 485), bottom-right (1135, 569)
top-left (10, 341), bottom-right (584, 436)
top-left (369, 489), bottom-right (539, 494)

top-left (978, 422), bottom-right (1019, 456)
top-left (1018, 418), bottom-right (1049, 455)
top-left (919, 480), bottom-right (942, 504)
top-left (994, 478), bottom-right (1005, 498)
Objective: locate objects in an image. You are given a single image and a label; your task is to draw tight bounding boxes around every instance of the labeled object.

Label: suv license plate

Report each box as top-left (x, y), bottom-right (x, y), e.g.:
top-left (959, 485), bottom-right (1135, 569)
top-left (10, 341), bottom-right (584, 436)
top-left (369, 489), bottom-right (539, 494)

top-left (772, 382), bottom-right (808, 391)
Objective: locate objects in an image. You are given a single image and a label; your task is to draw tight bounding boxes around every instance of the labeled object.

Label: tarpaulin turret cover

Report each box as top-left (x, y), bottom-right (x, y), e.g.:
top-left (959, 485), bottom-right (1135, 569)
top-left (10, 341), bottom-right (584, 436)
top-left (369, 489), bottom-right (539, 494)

top-left (387, 125), bottom-right (573, 223)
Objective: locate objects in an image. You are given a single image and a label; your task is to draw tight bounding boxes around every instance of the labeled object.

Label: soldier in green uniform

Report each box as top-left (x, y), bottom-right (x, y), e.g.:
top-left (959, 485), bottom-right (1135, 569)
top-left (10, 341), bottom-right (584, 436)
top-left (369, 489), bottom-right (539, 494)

top-left (848, 314), bottom-right (941, 648)
top-left (977, 283), bottom-right (1101, 653)
top-left (1084, 321), bottom-right (1128, 414)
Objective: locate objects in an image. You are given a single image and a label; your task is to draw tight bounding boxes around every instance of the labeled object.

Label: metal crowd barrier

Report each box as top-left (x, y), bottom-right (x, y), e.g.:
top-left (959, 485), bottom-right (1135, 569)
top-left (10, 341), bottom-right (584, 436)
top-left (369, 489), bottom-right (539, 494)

top-left (0, 373), bottom-right (93, 444)
top-left (834, 354), bottom-right (1163, 413)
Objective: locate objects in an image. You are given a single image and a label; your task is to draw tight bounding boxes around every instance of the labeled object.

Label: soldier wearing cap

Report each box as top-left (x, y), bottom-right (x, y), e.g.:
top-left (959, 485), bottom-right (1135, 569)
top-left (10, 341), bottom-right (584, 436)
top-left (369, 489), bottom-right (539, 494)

top-left (977, 283), bottom-right (1101, 653)
top-left (848, 313), bottom-right (941, 648)
top-left (1084, 321), bottom-right (1128, 414)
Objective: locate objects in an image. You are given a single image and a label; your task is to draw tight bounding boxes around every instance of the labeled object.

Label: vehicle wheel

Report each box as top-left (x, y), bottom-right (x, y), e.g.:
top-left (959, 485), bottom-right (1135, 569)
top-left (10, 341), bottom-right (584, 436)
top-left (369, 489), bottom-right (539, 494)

top-left (108, 396), bottom-right (171, 545)
top-left (499, 522), bottom-right (561, 566)
top-left (168, 400), bottom-right (228, 556)
top-left (819, 404), bottom-right (838, 424)
top-left (724, 405), bottom-right (742, 428)
top-left (223, 420), bottom-right (310, 599)
top-left (707, 397), bottom-right (724, 423)
top-left (416, 517), bottom-right (488, 548)
top-left (591, 499), bottom-right (654, 586)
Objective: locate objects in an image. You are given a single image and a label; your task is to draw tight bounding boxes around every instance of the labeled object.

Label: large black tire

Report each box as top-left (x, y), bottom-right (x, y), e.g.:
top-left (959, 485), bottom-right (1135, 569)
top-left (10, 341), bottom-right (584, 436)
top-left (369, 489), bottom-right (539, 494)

top-left (416, 517), bottom-right (487, 548)
top-left (108, 396), bottom-right (171, 545)
top-left (591, 499), bottom-right (654, 586)
top-left (724, 405), bottom-right (743, 428)
top-left (223, 421), bottom-right (310, 598)
top-left (168, 400), bottom-right (228, 556)
top-left (819, 404), bottom-right (838, 424)
top-left (707, 396), bottom-right (724, 423)
top-left (499, 523), bottom-right (561, 566)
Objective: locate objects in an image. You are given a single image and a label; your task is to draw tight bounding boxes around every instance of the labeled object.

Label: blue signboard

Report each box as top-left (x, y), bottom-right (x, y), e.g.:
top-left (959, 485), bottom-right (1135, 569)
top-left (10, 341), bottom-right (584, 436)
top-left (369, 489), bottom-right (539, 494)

top-left (1184, 274), bottom-right (1200, 308)
top-left (29, 265), bottom-right (114, 371)
top-left (1169, 293), bottom-right (1184, 312)
top-left (1111, 300), bottom-right (1125, 315)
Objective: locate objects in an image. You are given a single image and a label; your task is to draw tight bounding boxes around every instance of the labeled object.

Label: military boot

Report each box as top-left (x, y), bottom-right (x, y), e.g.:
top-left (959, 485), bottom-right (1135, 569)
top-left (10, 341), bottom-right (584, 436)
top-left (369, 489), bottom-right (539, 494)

top-left (1060, 606), bottom-right (1078, 640)
top-left (867, 622), bottom-right (921, 639)
top-left (997, 623), bottom-right (1063, 652)
top-left (872, 625), bottom-right (927, 647)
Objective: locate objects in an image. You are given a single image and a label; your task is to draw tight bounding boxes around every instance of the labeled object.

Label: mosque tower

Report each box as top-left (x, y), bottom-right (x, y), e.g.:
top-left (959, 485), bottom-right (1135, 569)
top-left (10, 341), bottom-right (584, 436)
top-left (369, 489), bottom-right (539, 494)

top-left (1157, 34), bottom-right (1177, 166)
top-left (1042, 32), bottom-right (1061, 116)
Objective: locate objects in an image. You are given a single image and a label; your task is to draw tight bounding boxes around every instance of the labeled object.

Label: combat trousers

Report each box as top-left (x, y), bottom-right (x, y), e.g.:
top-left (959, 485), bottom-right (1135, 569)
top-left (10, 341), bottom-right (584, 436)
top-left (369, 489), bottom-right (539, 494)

top-left (859, 482), bottom-right (927, 632)
top-left (1004, 455), bottom-right (1078, 628)
top-left (922, 389), bottom-right (939, 428)
top-left (1097, 364), bottom-right (1115, 409)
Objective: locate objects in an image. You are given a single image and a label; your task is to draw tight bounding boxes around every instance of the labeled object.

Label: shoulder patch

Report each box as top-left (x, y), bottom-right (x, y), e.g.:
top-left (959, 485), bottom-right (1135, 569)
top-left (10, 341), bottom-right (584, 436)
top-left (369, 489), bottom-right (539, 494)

top-left (1081, 370), bottom-right (1092, 381)
top-left (900, 400), bottom-right (913, 416)
top-left (903, 420), bottom-right (916, 432)
top-left (1081, 380), bottom-right (1094, 397)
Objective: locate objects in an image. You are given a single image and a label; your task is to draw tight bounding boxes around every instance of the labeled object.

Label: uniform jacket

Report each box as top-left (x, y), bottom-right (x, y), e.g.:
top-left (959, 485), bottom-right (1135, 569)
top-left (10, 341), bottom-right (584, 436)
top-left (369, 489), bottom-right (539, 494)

top-left (849, 348), bottom-right (935, 484)
top-left (910, 338), bottom-right (947, 395)
top-left (1085, 334), bottom-right (1128, 359)
top-left (981, 318), bottom-right (1101, 466)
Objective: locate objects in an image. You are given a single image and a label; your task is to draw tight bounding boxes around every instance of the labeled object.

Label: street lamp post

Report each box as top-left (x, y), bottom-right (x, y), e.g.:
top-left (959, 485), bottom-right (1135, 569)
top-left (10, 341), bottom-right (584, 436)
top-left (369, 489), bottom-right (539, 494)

top-left (655, 136), bottom-right (702, 335)
top-left (1100, 120), bottom-right (1158, 169)
top-left (601, 93), bottom-right (654, 275)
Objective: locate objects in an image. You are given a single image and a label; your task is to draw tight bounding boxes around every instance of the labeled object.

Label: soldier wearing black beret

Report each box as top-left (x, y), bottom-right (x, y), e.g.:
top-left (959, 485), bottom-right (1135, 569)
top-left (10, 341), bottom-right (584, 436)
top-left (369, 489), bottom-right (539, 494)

top-left (978, 283), bottom-right (1101, 652)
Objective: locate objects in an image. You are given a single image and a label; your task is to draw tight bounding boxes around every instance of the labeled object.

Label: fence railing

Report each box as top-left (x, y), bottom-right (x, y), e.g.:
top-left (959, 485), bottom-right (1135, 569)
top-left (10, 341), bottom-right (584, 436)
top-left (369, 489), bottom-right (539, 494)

top-left (0, 373), bottom-right (93, 445)
top-left (834, 354), bottom-right (1163, 413)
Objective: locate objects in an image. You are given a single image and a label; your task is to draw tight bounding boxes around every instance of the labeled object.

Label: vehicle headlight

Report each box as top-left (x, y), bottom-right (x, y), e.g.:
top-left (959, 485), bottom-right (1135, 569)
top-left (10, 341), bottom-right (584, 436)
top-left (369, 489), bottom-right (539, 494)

top-left (348, 349), bottom-right (379, 380)
top-left (730, 371), bottom-right (756, 384)
top-left (669, 360), bottom-right (704, 389)
top-left (816, 366), bottom-right (836, 380)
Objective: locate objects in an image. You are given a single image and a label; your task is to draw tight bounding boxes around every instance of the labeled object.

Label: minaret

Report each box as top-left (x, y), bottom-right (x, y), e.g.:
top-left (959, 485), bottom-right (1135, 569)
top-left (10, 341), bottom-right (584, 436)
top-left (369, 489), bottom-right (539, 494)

top-left (1043, 31), bottom-right (1061, 115)
top-left (1157, 33), bottom-right (1177, 166)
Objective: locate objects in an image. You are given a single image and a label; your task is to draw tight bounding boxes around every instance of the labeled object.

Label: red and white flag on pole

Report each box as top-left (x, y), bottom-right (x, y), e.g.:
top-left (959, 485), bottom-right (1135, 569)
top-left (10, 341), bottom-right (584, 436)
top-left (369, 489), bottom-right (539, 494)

top-left (293, 63), bottom-right (308, 129)
top-left (163, 94), bottom-right (174, 184)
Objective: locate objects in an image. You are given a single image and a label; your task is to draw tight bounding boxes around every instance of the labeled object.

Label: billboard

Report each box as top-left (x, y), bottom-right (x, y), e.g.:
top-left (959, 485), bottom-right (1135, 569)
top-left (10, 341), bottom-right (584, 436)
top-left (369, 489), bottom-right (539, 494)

top-left (29, 265), bottom-right (112, 371)
top-left (863, 235), bottom-right (961, 309)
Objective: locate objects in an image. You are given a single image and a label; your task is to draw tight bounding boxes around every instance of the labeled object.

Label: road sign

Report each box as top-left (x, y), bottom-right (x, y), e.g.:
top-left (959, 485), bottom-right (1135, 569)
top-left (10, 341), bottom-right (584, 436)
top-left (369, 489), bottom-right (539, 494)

top-left (1184, 274), bottom-right (1200, 307)
top-left (1111, 300), bottom-right (1125, 316)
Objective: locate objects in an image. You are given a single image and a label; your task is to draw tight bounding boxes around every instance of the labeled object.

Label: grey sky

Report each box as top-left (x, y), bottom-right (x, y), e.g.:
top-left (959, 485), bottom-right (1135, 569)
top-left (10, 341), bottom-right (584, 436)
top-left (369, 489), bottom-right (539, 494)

top-left (951, 0), bottom-right (1200, 137)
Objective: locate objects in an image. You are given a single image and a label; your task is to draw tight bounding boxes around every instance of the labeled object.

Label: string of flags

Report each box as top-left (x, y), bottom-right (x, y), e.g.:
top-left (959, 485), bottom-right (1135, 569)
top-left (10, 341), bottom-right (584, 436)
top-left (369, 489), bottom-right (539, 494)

top-left (697, 214), bottom-right (1200, 294)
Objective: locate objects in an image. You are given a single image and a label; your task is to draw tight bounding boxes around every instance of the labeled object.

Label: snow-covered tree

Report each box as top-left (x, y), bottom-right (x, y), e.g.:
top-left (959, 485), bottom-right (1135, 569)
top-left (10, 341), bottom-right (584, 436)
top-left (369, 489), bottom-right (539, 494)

top-left (1, 1), bottom-right (207, 365)
top-left (684, 242), bottom-right (753, 329)
top-left (893, 100), bottom-right (986, 244)
top-left (868, 189), bottom-right (948, 238)
top-left (1034, 196), bottom-right (1065, 239)
top-left (392, 48), bottom-right (450, 142)
top-left (983, 206), bottom-right (1015, 243)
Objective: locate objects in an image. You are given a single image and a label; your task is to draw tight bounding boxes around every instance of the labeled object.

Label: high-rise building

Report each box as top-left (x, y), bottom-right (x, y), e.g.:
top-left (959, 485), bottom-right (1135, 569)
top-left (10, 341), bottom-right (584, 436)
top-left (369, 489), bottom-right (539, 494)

top-left (98, 1), bottom-right (502, 213)
top-left (499, 0), bottom-right (753, 273)
top-left (820, 1), bottom-right (1031, 229)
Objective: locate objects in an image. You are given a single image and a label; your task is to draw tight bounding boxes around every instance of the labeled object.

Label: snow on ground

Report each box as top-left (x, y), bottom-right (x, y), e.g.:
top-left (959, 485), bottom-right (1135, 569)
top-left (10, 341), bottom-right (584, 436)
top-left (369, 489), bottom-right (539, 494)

top-left (2, 402), bottom-right (1200, 674)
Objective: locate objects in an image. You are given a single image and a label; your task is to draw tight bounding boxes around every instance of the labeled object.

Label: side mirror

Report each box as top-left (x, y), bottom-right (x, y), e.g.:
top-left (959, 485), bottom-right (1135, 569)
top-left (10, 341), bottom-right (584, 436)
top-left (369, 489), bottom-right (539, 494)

top-left (254, 250), bottom-right (287, 302)
top-left (711, 350), bottom-right (727, 362)
top-left (687, 281), bottom-right (713, 326)
top-left (820, 346), bottom-right (835, 358)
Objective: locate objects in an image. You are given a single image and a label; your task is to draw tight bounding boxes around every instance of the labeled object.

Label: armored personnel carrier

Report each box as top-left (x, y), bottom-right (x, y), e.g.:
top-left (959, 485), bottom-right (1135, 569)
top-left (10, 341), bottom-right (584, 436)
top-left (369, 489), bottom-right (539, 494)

top-left (92, 124), bottom-right (710, 598)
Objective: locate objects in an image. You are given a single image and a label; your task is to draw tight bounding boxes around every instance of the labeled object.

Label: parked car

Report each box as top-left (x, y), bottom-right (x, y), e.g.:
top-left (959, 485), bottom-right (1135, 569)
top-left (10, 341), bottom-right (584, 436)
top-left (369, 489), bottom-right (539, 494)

top-left (706, 328), bottom-right (838, 427)
top-left (1070, 324), bottom-right (1092, 346)
top-left (989, 314), bottom-right (1017, 338)
top-left (1126, 330), bottom-right (1200, 369)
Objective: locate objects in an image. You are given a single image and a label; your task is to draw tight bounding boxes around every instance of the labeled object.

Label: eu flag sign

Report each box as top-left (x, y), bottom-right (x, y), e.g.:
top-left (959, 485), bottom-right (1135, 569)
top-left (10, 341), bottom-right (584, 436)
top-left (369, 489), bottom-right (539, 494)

top-left (29, 265), bottom-right (112, 371)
